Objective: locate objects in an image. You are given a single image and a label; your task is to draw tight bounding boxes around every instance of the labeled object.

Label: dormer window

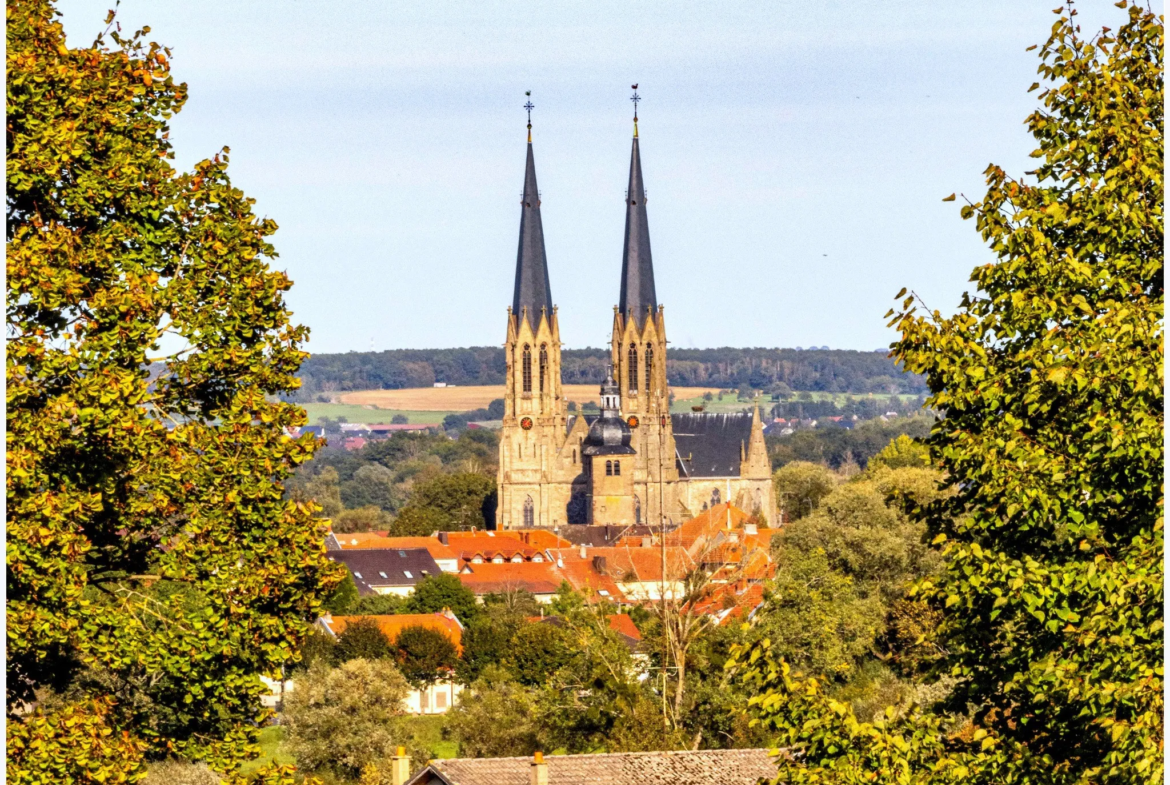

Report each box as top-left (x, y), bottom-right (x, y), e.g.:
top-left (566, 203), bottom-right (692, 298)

top-left (492, 556), bottom-right (504, 564)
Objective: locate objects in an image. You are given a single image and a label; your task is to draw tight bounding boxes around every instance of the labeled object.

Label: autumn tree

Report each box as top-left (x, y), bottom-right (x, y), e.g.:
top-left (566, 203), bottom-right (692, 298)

top-left (6, 4), bottom-right (338, 781)
top-left (735, 6), bottom-right (1163, 784)
top-left (393, 625), bottom-right (459, 688)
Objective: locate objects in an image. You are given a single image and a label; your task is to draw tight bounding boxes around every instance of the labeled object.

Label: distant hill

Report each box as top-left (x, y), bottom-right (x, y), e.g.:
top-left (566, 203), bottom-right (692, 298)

top-left (295, 347), bottom-right (925, 399)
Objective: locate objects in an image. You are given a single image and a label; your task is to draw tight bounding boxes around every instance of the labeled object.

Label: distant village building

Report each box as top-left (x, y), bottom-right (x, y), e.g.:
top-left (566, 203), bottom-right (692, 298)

top-left (496, 120), bottom-right (775, 530)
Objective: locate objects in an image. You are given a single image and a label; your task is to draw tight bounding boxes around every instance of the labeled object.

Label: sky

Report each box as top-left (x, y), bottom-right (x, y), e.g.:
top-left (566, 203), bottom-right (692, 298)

top-left (54, 1), bottom-right (1145, 354)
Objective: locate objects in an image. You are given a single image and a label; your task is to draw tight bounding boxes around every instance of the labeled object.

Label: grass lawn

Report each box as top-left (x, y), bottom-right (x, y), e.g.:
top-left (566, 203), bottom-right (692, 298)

top-left (239, 725), bottom-right (295, 776)
top-left (299, 403), bottom-right (451, 425)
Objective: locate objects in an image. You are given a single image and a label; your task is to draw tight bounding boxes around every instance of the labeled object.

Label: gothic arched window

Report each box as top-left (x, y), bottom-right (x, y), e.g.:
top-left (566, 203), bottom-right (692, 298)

top-left (539, 344), bottom-right (548, 394)
top-left (628, 344), bottom-right (638, 394)
top-left (634, 495), bottom-right (642, 525)
top-left (523, 495), bottom-right (534, 527)
top-left (645, 343), bottom-right (654, 394)
top-left (613, 460), bottom-right (621, 476)
top-left (710, 488), bottom-right (721, 507)
top-left (522, 345), bottom-right (532, 393)
top-left (605, 460), bottom-right (613, 476)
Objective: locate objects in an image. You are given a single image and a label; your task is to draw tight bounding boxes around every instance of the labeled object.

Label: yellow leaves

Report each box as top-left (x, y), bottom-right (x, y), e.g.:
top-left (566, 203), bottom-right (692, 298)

top-left (942, 194), bottom-right (956, 202)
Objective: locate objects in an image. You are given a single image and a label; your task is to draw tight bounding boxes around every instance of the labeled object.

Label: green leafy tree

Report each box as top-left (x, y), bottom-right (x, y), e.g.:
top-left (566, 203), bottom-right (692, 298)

top-left (293, 628), bottom-right (338, 673)
top-left (446, 666), bottom-right (541, 757)
top-left (283, 659), bottom-right (410, 780)
top-left (505, 623), bottom-right (574, 686)
top-left (391, 414), bottom-right (409, 424)
top-left (351, 593), bottom-right (409, 616)
top-left (773, 461), bottom-right (838, 521)
top-left (341, 463), bottom-right (402, 513)
top-left (406, 573), bottom-right (479, 623)
top-left (459, 615), bottom-right (520, 683)
top-left (335, 619), bottom-right (393, 662)
top-left (405, 472), bottom-right (497, 530)
top-left (332, 505), bottom-right (393, 534)
top-left (735, 7), bottom-right (1164, 784)
top-left (321, 572), bottom-right (359, 615)
top-left (388, 505), bottom-right (448, 537)
top-left (6, 3), bottom-right (337, 780)
top-left (393, 625), bottom-right (459, 689)
top-left (868, 434), bottom-right (931, 470)
top-left (302, 466), bottom-right (343, 518)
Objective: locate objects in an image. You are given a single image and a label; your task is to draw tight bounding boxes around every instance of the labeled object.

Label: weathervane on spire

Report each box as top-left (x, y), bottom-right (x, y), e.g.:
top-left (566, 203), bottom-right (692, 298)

top-left (524, 91), bottom-right (535, 143)
top-left (630, 84), bottom-right (641, 137)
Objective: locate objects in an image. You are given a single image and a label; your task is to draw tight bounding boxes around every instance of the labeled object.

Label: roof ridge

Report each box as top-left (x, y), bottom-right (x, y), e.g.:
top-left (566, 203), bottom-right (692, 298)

top-left (435, 747), bottom-right (777, 763)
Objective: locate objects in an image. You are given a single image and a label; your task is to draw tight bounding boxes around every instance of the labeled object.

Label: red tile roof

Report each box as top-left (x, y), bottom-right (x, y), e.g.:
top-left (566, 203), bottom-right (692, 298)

top-left (321, 612), bottom-right (463, 653)
top-left (606, 613), bottom-right (642, 641)
top-left (457, 562), bottom-right (564, 595)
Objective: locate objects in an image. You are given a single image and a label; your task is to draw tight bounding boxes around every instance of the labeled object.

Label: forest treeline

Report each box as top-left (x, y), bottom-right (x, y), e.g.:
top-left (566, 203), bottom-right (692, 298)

top-left (295, 347), bottom-right (925, 397)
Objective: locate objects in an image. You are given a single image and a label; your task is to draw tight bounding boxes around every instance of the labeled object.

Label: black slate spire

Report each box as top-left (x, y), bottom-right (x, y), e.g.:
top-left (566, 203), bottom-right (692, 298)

top-left (618, 129), bottom-right (657, 328)
top-left (512, 140), bottom-right (553, 329)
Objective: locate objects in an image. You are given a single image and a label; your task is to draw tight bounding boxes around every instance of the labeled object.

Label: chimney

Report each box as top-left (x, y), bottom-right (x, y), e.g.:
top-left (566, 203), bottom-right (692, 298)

top-left (531, 752), bottom-right (549, 785)
top-left (438, 532), bottom-right (449, 545)
top-left (579, 544), bottom-right (587, 559)
top-left (592, 555), bottom-right (608, 575)
top-left (390, 746), bottom-right (410, 785)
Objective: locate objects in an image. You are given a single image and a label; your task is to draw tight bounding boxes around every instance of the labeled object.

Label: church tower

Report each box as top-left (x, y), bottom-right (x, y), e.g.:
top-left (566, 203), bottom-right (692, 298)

top-left (498, 111), bottom-right (566, 529)
top-left (610, 103), bottom-right (679, 528)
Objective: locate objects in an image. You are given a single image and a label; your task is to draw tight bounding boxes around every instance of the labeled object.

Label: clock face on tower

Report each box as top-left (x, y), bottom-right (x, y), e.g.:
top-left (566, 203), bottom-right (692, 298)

top-left (626, 415), bottom-right (640, 429)
top-left (520, 417), bottom-right (534, 430)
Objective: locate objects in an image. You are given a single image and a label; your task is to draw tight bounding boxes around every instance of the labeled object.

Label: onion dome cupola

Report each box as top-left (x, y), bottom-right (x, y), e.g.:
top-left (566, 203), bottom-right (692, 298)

top-left (582, 367), bottom-right (636, 456)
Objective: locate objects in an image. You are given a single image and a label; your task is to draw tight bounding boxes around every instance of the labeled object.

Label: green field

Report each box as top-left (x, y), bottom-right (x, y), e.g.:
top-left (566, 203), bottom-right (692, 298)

top-left (299, 403), bottom-right (451, 425)
top-left (670, 390), bottom-right (922, 414)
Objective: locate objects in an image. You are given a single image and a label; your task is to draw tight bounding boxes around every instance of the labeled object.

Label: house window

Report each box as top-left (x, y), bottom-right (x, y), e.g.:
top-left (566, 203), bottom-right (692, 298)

top-left (634, 495), bottom-right (642, 525)
top-left (613, 460), bottom-right (621, 476)
top-left (711, 488), bottom-right (721, 507)
top-left (436, 690), bottom-right (447, 709)
top-left (398, 551), bottom-right (406, 557)
top-left (645, 344), bottom-right (654, 393)
top-left (523, 495), bottom-right (535, 527)
top-left (605, 460), bottom-right (613, 476)
top-left (539, 344), bottom-right (548, 394)
top-left (379, 571), bottom-right (388, 579)
top-left (627, 344), bottom-right (638, 393)
top-left (492, 556), bottom-right (504, 564)
top-left (404, 571), bottom-right (413, 579)
top-left (353, 572), bottom-right (363, 580)
top-left (572, 448), bottom-right (577, 464)
top-left (511, 555), bottom-right (523, 563)
top-left (522, 345), bottom-right (532, 393)
top-left (420, 691), bottom-right (429, 712)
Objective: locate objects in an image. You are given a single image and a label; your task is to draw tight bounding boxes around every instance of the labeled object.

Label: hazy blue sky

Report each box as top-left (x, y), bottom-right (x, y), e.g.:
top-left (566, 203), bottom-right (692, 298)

top-left (55, 1), bottom-right (1142, 353)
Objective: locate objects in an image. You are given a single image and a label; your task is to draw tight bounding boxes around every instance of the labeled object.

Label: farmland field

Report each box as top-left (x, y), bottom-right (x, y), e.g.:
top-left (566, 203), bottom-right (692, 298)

top-left (337, 384), bottom-right (722, 411)
top-left (299, 404), bottom-right (449, 425)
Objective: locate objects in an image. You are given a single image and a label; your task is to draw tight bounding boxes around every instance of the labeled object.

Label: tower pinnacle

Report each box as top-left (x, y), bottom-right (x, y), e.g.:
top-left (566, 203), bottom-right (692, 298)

top-left (618, 90), bottom-right (657, 328)
top-left (512, 96), bottom-right (553, 328)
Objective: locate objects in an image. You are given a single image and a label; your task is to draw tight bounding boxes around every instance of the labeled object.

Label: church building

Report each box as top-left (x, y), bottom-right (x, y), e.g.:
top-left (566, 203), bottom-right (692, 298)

top-left (496, 107), bottom-right (775, 530)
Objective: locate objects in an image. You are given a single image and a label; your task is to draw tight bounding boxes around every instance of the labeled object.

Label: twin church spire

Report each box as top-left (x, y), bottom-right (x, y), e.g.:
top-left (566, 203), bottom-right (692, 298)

top-left (510, 93), bottom-right (658, 334)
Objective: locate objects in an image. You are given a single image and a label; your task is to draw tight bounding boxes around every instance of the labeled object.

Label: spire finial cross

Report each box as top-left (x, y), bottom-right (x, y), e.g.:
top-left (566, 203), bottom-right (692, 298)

top-left (524, 91), bottom-right (534, 142)
top-left (630, 84), bottom-right (640, 137)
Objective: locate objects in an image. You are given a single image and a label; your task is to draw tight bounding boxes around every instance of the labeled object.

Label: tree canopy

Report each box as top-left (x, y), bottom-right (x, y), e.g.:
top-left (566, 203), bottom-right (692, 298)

top-left (735, 6), bottom-right (1163, 784)
top-left (7, 2), bottom-right (336, 781)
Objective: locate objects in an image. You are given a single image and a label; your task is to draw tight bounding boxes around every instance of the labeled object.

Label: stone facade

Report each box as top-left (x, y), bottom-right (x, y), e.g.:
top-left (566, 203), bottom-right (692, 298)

top-left (495, 123), bottom-right (774, 530)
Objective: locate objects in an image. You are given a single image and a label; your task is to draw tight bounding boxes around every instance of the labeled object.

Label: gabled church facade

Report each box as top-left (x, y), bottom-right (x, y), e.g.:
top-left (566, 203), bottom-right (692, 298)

top-left (496, 117), bottom-right (774, 530)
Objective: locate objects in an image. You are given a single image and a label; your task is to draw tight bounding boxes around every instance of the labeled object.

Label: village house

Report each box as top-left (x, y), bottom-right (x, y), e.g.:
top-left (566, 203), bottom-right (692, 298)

top-left (318, 612), bottom-right (465, 714)
top-left (326, 548), bottom-right (442, 596)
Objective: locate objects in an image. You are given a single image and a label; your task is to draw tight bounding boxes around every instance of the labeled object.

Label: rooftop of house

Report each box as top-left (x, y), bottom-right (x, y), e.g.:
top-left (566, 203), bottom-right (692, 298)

top-left (526, 613), bottom-right (643, 650)
top-left (320, 612), bottom-right (463, 653)
top-left (672, 412), bottom-right (757, 478)
top-left (546, 549), bottom-right (626, 601)
top-left (327, 533), bottom-right (460, 562)
top-left (457, 561), bottom-right (564, 595)
top-left (407, 748), bottom-right (780, 785)
top-left (548, 545), bottom-right (695, 585)
top-left (327, 548), bottom-right (442, 595)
